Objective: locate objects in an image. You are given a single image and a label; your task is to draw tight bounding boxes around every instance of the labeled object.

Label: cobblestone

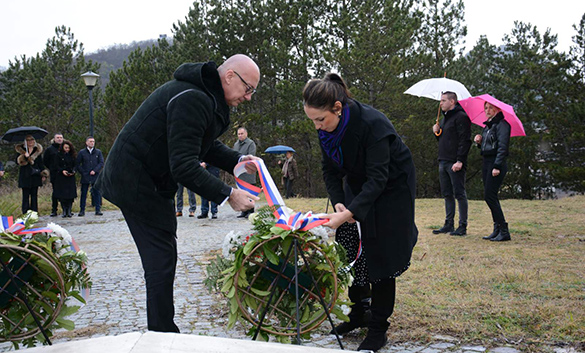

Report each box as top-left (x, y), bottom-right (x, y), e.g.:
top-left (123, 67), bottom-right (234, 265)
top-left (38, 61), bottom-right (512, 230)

top-left (1, 208), bottom-right (582, 352)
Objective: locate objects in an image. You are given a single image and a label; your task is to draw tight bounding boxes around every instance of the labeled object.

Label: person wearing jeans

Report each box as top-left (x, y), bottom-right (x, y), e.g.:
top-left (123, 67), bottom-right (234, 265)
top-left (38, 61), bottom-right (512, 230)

top-left (198, 163), bottom-right (219, 219)
top-left (432, 92), bottom-right (471, 236)
top-left (176, 184), bottom-right (197, 217)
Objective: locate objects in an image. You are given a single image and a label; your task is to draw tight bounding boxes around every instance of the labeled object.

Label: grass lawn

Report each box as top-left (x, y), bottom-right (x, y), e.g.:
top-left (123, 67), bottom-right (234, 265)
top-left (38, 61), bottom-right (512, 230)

top-left (286, 196), bottom-right (585, 350)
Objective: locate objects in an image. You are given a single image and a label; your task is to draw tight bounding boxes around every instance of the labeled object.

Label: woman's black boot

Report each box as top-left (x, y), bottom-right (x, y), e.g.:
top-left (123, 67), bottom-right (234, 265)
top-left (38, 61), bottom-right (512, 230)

top-left (330, 285), bottom-right (371, 335)
top-left (483, 223), bottom-right (500, 240)
top-left (491, 222), bottom-right (511, 241)
top-left (357, 279), bottom-right (394, 352)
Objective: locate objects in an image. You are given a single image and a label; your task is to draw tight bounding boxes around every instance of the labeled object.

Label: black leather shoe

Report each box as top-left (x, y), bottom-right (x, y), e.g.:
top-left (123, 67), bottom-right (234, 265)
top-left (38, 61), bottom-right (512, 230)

top-left (78, 211), bottom-right (85, 217)
top-left (483, 223), bottom-right (500, 240)
top-left (95, 211), bottom-right (103, 216)
top-left (197, 214), bottom-right (208, 219)
top-left (50, 212), bottom-right (58, 217)
top-left (432, 222), bottom-right (454, 234)
top-left (211, 214), bottom-right (217, 219)
top-left (450, 225), bottom-right (467, 236)
top-left (237, 212), bottom-right (249, 218)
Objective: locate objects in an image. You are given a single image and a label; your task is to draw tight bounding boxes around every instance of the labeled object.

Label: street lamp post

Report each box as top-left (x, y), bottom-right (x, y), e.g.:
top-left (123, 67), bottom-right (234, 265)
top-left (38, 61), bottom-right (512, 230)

top-left (81, 71), bottom-right (100, 137)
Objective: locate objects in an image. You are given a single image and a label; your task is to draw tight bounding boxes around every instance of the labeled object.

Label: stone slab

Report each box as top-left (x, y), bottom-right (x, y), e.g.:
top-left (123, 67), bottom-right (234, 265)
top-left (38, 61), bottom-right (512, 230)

top-left (19, 332), bottom-right (347, 353)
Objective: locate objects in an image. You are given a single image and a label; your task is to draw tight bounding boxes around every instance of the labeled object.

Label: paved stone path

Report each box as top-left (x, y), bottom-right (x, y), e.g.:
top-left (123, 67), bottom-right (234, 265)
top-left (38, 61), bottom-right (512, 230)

top-left (2, 208), bottom-right (580, 353)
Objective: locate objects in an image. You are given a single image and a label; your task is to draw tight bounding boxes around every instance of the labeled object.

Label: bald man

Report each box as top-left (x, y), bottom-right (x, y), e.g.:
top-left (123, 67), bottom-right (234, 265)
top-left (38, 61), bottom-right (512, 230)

top-left (96, 54), bottom-right (261, 333)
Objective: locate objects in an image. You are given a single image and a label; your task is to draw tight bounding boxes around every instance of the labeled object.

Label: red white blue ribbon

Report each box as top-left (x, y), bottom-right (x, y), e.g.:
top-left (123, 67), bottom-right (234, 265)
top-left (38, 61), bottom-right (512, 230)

top-left (234, 159), bottom-right (328, 232)
top-left (1, 215), bottom-right (53, 235)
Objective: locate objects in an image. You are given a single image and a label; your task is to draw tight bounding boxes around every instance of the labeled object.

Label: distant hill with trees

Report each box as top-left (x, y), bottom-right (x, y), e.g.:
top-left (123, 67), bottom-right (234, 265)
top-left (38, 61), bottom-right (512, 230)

top-left (85, 38), bottom-right (164, 88)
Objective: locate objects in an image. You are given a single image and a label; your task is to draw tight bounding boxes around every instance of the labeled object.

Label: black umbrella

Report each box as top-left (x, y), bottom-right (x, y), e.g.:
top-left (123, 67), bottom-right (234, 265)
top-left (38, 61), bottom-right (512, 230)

top-left (1, 126), bottom-right (48, 143)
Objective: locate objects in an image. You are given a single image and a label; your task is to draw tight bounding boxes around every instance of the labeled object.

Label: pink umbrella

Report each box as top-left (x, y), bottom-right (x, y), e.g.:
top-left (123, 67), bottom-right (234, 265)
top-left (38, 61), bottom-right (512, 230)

top-left (459, 94), bottom-right (526, 137)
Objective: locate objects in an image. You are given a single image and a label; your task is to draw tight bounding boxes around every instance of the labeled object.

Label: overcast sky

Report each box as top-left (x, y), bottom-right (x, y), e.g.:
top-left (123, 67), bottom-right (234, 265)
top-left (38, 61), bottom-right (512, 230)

top-left (1, 0), bottom-right (584, 69)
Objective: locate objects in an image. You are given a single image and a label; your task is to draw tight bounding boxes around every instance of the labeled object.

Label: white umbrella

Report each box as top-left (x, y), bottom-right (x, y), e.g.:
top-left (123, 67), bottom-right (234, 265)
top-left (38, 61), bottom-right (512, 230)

top-left (404, 77), bottom-right (472, 136)
top-left (404, 77), bottom-right (471, 101)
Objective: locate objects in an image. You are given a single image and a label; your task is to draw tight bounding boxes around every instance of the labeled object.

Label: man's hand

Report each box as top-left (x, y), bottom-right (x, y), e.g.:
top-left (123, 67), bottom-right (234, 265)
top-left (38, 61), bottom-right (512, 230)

top-left (228, 188), bottom-right (260, 212)
top-left (452, 161), bottom-right (463, 172)
top-left (432, 124), bottom-right (440, 134)
top-left (200, 162), bottom-right (207, 168)
top-left (474, 134), bottom-right (482, 144)
top-left (492, 168), bottom-right (500, 177)
top-left (0, 171), bottom-right (4, 177)
top-left (240, 155), bottom-right (259, 174)
top-left (90, 170), bottom-right (96, 175)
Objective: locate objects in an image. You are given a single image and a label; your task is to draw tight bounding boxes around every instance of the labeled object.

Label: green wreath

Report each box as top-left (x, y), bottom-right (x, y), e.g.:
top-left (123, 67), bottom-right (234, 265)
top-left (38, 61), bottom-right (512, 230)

top-left (206, 206), bottom-right (351, 343)
top-left (0, 211), bottom-right (91, 349)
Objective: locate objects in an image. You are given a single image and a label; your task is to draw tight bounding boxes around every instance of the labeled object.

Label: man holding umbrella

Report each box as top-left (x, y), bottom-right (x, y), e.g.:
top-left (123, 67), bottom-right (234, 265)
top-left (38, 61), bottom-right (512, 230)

top-left (432, 92), bottom-right (472, 236)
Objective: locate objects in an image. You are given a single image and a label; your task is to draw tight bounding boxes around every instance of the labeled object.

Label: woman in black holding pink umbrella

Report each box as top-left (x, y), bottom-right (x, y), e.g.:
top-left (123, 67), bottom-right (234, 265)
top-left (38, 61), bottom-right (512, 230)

top-left (461, 94), bottom-right (524, 242)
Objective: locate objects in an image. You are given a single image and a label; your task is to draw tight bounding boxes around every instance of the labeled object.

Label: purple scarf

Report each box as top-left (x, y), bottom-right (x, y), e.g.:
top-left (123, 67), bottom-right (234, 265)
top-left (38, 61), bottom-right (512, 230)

top-left (318, 104), bottom-right (350, 166)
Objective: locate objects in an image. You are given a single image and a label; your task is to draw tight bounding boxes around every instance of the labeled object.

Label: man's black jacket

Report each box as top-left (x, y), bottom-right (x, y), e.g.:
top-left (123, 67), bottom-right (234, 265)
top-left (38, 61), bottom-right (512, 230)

top-left (436, 103), bottom-right (472, 164)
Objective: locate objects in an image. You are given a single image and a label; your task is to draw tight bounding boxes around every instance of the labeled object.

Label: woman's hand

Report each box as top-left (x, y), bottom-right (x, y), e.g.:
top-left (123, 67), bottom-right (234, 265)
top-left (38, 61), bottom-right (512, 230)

top-left (323, 203), bottom-right (355, 229)
top-left (492, 168), bottom-right (500, 177)
top-left (474, 134), bottom-right (482, 144)
top-left (25, 152), bottom-right (30, 158)
top-left (62, 170), bottom-right (68, 176)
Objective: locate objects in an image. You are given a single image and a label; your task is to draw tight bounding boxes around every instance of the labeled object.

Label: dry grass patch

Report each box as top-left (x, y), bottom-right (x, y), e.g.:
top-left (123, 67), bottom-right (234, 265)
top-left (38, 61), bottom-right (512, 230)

top-left (286, 196), bottom-right (585, 349)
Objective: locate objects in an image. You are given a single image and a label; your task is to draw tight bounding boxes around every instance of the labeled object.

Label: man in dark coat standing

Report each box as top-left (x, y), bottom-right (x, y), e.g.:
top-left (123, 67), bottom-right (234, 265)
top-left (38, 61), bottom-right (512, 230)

top-left (43, 133), bottom-right (64, 217)
top-left (95, 54), bottom-right (260, 333)
top-left (76, 137), bottom-right (104, 216)
top-left (432, 91), bottom-right (471, 236)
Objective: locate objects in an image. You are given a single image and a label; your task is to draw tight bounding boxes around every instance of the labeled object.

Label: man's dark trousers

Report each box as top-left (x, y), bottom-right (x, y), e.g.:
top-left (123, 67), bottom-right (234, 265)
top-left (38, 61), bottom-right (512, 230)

top-left (438, 160), bottom-right (468, 226)
top-left (122, 211), bottom-right (180, 333)
top-left (80, 183), bottom-right (101, 213)
top-left (51, 187), bottom-right (59, 213)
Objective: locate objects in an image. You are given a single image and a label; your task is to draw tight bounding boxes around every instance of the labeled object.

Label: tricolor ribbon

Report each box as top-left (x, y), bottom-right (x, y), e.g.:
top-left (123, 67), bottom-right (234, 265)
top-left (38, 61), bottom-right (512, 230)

top-left (1, 215), bottom-right (53, 235)
top-left (234, 159), bottom-right (328, 232)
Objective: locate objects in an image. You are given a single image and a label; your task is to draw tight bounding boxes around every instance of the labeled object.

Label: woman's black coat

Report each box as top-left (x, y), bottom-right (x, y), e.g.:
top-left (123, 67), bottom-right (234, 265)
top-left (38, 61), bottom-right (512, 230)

top-left (52, 152), bottom-right (77, 200)
top-left (479, 112), bottom-right (511, 169)
top-left (15, 143), bottom-right (46, 189)
top-left (321, 99), bottom-right (418, 281)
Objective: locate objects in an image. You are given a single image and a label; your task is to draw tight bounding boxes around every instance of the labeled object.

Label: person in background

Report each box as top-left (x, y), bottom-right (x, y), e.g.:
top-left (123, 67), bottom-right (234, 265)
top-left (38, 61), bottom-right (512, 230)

top-left (43, 133), bottom-right (64, 217)
top-left (232, 126), bottom-right (257, 218)
top-left (176, 184), bottom-right (197, 217)
top-left (197, 162), bottom-right (219, 219)
top-left (76, 137), bottom-right (104, 216)
top-left (16, 135), bottom-right (48, 214)
top-left (53, 140), bottom-right (77, 217)
top-left (303, 73), bottom-right (418, 352)
top-left (474, 101), bottom-right (512, 242)
top-left (279, 151), bottom-right (298, 198)
top-left (432, 92), bottom-right (472, 236)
